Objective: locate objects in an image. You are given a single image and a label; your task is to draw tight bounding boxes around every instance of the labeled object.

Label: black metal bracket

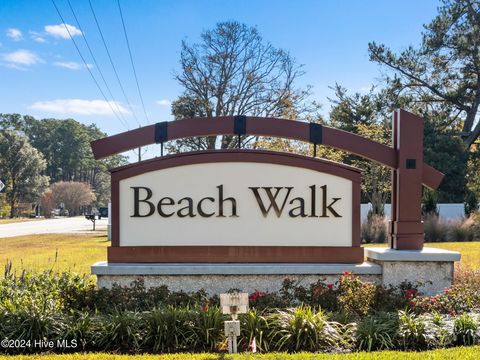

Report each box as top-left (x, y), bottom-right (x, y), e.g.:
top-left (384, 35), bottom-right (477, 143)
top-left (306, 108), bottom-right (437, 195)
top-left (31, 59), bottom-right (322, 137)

top-left (406, 158), bottom-right (417, 169)
top-left (309, 123), bottom-right (323, 158)
top-left (234, 115), bottom-right (247, 148)
top-left (155, 121), bottom-right (168, 156)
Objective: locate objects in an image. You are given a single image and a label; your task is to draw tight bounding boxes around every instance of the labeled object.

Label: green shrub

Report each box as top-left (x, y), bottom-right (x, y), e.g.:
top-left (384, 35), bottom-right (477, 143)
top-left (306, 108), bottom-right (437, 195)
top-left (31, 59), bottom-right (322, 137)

top-left (62, 311), bottom-right (100, 351)
top-left (266, 306), bottom-right (345, 352)
top-left (191, 305), bottom-right (223, 351)
top-left (429, 311), bottom-right (455, 347)
top-left (1, 309), bottom-right (67, 354)
top-left (397, 311), bottom-right (432, 350)
top-left (1, 303), bottom-right (480, 354)
top-left (454, 313), bottom-right (478, 346)
top-left (140, 306), bottom-right (195, 353)
top-left (0, 270), bottom-right (94, 315)
top-left (239, 309), bottom-right (269, 352)
top-left (356, 312), bottom-right (399, 351)
top-left (96, 310), bottom-right (142, 352)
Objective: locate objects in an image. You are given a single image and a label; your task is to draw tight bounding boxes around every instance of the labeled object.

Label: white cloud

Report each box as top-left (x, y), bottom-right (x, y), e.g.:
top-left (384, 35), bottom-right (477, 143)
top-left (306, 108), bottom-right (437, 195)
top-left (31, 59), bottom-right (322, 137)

top-left (30, 99), bottom-right (130, 116)
top-left (1, 49), bottom-right (43, 70)
top-left (155, 99), bottom-right (171, 106)
top-left (6, 28), bottom-right (22, 41)
top-left (44, 24), bottom-right (82, 39)
top-left (53, 61), bottom-right (92, 70)
top-left (30, 31), bottom-right (47, 43)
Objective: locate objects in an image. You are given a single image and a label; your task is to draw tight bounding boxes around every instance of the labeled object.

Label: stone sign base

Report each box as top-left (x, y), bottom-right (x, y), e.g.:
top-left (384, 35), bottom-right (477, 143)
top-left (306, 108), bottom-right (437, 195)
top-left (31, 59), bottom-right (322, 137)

top-left (92, 248), bottom-right (460, 296)
top-left (365, 247), bottom-right (460, 295)
top-left (92, 262), bottom-right (382, 294)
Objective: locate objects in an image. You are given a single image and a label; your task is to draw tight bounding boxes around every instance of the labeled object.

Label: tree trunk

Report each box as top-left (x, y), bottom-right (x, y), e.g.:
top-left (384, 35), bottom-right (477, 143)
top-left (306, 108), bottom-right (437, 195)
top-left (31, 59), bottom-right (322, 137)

top-left (9, 199), bottom-right (15, 218)
top-left (8, 178), bottom-right (16, 218)
top-left (207, 135), bottom-right (217, 149)
top-left (466, 121), bottom-right (480, 147)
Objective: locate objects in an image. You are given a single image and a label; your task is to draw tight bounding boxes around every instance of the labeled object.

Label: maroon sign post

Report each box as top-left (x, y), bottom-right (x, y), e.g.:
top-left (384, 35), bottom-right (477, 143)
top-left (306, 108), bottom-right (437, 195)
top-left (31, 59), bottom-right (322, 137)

top-left (390, 110), bottom-right (425, 250)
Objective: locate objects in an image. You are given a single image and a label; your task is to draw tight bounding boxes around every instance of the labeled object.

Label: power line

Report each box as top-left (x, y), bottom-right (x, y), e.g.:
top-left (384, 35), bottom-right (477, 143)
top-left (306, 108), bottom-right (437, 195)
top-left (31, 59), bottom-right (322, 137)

top-left (50, 0), bottom-right (130, 131)
top-left (87, 0), bottom-right (142, 127)
top-left (116, 0), bottom-right (150, 124)
top-left (64, 0), bottom-right (131, 131)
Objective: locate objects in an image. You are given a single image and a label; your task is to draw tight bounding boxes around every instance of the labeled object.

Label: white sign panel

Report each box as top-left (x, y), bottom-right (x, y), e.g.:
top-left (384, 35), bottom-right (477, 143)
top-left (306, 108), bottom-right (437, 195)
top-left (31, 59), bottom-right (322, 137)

top-left (220, 293), bottom-right (249, 314)
top-left (0, 180), bottom-right (4, 193)
top-left (119, 162), bottom-right (353, 247)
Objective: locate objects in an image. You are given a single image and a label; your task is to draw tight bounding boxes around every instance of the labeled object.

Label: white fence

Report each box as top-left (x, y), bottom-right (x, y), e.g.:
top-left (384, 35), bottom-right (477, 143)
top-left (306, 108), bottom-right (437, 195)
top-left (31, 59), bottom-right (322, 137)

top-left (361, 203), bottom-right (466, 222)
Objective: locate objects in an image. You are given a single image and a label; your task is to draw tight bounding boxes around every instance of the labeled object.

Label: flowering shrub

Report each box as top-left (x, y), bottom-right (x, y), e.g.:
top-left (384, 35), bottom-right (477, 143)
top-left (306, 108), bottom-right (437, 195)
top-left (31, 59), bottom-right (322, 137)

top-left (2, 270), bottom-right (479, 321)
top-left (309, 280), bottom-right (338, 311)
top-left (249, 290), bottom-right (266, 302)
top-left (408, 284), bottom-right (480, 315)
top-left (404, 288), bottom-right (418, 299)
top-left (337, 272), bottom-right (375, 318)
top-left (2, 270), bottom-right (480, 354)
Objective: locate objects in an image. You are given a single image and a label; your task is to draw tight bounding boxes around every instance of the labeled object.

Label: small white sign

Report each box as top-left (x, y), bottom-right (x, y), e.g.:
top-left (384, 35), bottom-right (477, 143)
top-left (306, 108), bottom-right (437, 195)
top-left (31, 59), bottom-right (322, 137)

top-left (220, 293), bottom-right (249, 314)
top-left (0, 180), bottom-right (4, 193)
top-left (224, 320), bottom-right (241, 337)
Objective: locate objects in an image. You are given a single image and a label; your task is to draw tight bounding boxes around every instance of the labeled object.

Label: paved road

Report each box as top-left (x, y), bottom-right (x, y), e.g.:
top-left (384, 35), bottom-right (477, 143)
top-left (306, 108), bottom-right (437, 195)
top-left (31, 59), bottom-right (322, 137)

top-left (0, 217), bottom-right (108, 238)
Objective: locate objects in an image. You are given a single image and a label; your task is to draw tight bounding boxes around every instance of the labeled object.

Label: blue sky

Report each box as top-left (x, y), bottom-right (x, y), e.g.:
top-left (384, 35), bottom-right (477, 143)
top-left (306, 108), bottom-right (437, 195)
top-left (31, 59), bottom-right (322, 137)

top-left (1, 0), bottom-right (439, 138)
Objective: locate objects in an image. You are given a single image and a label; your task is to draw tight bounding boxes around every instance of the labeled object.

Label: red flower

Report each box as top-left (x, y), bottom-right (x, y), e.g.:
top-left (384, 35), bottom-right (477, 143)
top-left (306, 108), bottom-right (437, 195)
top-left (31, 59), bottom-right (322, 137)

top-left (249, 290), bottom-right (266, 302)
top-left (343, 271), bottom-right (352, 276)
top-left (431, 298), bottom-right (437, 304)
top-left (313, 287), bottom-right (322, 296)
top-left (404, 289), bottom-right (417, 299)
top-left (327, 284), bottom-right (334, 290)
top-left (444, 288), bottom-right (450, 294)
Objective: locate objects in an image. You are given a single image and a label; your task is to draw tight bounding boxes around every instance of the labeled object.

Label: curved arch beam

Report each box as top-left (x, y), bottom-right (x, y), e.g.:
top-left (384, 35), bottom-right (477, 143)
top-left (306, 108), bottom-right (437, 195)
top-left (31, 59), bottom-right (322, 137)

top-left (91, 116), bottom-right (443, 189)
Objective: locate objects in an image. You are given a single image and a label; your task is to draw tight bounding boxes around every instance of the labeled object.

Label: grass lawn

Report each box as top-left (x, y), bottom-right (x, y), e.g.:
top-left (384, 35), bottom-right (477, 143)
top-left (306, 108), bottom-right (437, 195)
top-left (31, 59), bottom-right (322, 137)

top-left (428, 242), bottom-right (480, 270)
top-left (0, 233), bottom-right (109, 275)
top-left (0, 217), bottom-right (43, 225)
top-left (1, 346), bottom-right (480, 359)
top-left (0, 233), bottom-right (478, 275)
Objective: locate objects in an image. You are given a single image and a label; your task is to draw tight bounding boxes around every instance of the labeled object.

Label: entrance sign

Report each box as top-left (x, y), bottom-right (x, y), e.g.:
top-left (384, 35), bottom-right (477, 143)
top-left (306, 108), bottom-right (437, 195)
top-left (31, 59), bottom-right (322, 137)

top-left (120, 160), bottom-right (355, 247)
top-left (110, 151), bottom-right (362, 263)
top-left (91, 110), bottom-right (445, 265)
